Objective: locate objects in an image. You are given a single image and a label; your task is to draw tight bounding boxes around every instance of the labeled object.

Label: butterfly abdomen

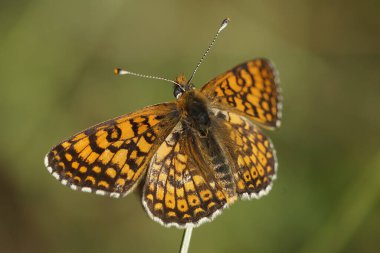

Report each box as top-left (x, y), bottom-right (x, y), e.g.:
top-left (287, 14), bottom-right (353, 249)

top-left (202, 133), bottom-right (236, 202)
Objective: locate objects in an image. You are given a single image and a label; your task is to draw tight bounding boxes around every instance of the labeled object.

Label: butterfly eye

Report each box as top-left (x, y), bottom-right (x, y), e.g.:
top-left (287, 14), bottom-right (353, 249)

top-left (173, 85), bottom-right (184, 99)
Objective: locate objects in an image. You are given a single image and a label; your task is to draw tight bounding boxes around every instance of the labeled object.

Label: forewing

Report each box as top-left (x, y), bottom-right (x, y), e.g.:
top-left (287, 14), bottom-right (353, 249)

top-left (213, 109), bottom-right (277, 199)
top-left (201, 58), bottom-right (282, 129)
top-left (143, 122), bottom-right (228, 228)
top-left (44, 103), bottom-right (179, 198)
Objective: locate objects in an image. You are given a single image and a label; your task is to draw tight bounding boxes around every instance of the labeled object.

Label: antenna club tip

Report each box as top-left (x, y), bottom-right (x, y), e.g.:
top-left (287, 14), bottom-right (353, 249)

top-left (221, 17), bottom-right (231, 26)
top-left (114, 68), bottom-right (122, 75)
top-left (219, 17), bottom-right (230, 31)
top-left (114, 68), bottom-right (129, 75)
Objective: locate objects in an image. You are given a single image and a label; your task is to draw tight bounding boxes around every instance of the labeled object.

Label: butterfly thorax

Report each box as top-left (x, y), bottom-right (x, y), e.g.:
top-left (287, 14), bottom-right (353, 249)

top-left (177, 89), bottom-right (210, 136)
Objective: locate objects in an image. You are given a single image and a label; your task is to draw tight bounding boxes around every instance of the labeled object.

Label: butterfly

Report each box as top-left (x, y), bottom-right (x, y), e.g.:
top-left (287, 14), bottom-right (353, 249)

top-left (44, 19), bottom-right (282, 228)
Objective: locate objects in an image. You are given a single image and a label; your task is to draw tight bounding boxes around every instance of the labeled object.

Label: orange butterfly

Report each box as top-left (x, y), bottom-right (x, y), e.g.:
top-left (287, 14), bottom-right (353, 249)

top-left (44, 18), bottom-right (282, 228)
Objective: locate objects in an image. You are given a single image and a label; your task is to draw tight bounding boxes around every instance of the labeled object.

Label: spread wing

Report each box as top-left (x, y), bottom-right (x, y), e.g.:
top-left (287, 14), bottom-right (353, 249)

top-left (212, 108), bottom-right (277, 199)
top-left (44, 103), bottom-right (179, 198)
top-left (201, 58), bottom-right (282, 129)
top-left (142, 122), bottom-right (232, 228)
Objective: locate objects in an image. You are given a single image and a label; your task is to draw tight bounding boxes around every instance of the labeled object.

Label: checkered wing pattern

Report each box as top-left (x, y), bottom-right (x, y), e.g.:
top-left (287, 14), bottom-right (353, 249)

top-left (212, 109), bottom-right (277, 199)
top-left (143, 122), bottom-right (232, 228)
top-left (44, 103), bottom-right (179, 198)
top-left (201, 58), bottom-right (282, 129)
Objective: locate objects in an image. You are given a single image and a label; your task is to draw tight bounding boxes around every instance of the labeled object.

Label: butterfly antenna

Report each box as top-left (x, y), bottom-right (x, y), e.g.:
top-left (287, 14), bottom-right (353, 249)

top-left (114, 68), bottom-right (181, 86)
top-left (187, 17), bottom-right (230, 84)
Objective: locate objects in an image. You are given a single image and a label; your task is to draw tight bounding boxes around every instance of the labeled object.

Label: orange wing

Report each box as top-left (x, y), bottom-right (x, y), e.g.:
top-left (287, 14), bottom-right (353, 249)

top-left (201, 58), bottom-right (282, 129)
top-left (142, 122), bottom-right (231, 228)
top-left (44, 103), bottom-right (179, 198)
top-left (212, 108), bottom-right (277, 199)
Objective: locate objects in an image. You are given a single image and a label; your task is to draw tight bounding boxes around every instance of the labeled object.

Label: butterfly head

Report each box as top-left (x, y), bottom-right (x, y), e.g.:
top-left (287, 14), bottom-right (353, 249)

top-left (173, 74), bottom-right (195, 99)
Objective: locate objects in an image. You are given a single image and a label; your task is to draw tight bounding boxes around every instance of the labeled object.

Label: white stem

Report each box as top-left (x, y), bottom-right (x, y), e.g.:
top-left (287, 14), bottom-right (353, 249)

top-left (180, 226), bottom-right (194, 253)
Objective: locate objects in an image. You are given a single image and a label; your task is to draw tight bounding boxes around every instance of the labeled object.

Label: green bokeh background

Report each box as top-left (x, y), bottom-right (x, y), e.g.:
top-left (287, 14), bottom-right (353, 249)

top-left (1, 1), bottom-right (380, 252)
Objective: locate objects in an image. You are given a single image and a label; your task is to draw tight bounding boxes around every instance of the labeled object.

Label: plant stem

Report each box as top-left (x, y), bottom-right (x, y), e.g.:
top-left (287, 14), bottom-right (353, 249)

top-left (179, 226), bottom-right (194, 253)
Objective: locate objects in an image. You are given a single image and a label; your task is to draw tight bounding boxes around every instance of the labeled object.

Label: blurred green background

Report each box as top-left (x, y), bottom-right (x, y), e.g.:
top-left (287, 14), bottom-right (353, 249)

top-left (1, 0), bottom-right (380, 252)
